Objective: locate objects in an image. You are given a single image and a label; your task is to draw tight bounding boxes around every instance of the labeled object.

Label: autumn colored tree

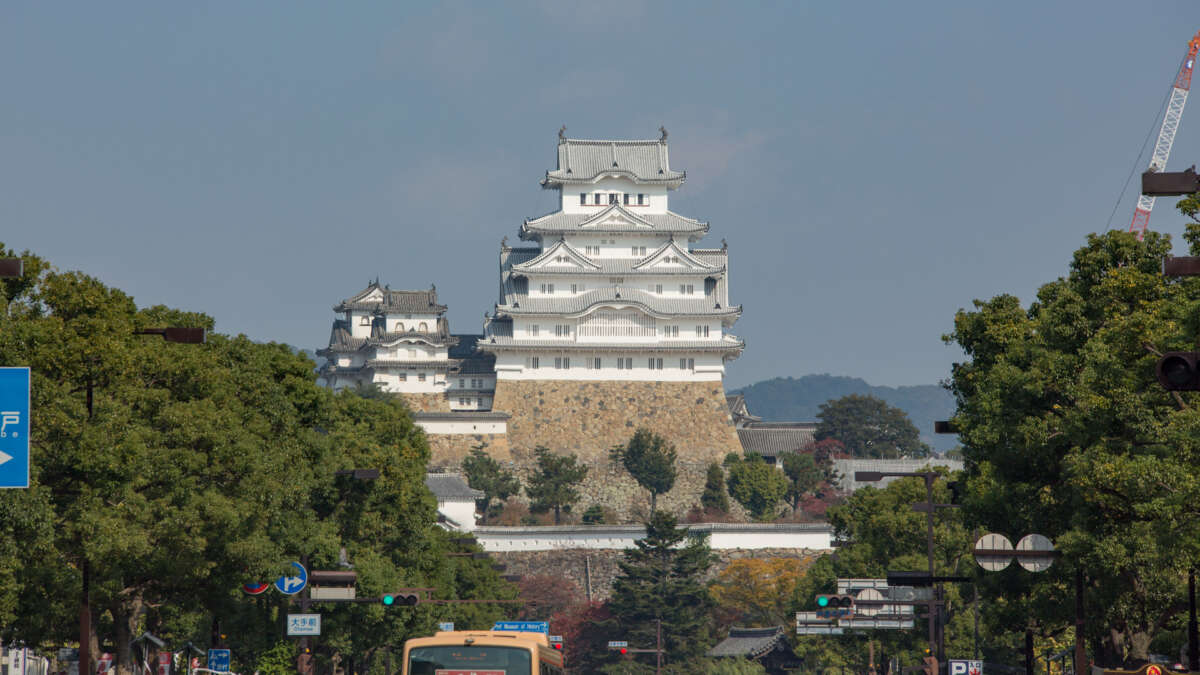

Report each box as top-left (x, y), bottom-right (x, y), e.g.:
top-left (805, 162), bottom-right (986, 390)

top-left (709, 557), bottom-right (811, 628)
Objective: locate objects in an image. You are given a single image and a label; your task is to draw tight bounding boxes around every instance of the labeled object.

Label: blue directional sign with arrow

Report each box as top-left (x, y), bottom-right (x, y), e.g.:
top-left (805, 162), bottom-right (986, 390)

top-left (274, 561), bottom-right (307, 595)
top-left (0, 368), bottom-right (30, 489)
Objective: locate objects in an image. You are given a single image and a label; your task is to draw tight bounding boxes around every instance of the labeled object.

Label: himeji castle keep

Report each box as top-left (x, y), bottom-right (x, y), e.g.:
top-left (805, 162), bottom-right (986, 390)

top-left (318, 130), bottom-right (749, 516)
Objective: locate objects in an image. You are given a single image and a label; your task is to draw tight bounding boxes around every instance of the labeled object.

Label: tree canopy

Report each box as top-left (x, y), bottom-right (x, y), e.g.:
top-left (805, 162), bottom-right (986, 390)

top-left (815, 394), bottom-right (931, 458)
top-left (611, 428), bottom-right (678, 513)
top-left (945, 227), bottom-right (1200, 665)
top-left (526, 446), bottom-right (588, 525)
top-left (461, 443), bottom-right (521, 523)
top-left (725, 454), bottom-right (787, 522)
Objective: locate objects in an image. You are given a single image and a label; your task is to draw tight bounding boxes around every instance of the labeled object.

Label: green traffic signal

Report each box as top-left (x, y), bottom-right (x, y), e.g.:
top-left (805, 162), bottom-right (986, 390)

top-left (817, 596), bottom-right (829, 607)
top-left (382, 594), bottom-right (395, 606)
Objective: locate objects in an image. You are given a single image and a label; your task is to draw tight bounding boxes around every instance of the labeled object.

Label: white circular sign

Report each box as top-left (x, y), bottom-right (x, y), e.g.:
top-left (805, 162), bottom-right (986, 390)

top-left (1015, 534), bottom-right (1055, 572)
top-left (974, 533), bottom-right (1014, 571)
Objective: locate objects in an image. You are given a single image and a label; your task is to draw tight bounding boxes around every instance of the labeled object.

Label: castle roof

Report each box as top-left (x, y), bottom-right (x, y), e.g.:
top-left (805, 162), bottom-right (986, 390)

top-left (316, 320), bottom-right (456, 357)
top-left (333, 282), bottom-right (446, 314)
top-left (736, 425), bottom-right (817, 457)
top-left (482, 335), bottom-right (745, 354)
top-left (521, 203), bottom-right (707, 239)
top-left (425, 472), bottom-right (485, 502)
top-left (708, 626), bottom-right (787, 660)
top-left (541, 138), bottom-right (685, 188)
top-left (495, 286), bottom-right (741, 320)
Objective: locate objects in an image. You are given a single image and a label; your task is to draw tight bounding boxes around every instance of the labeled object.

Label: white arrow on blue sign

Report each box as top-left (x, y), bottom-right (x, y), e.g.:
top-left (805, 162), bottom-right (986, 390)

top-left (206, 649), bottom-right (230, 673)
top-left (274, 562), bottom-right (307, 595)
top-left (0, 368), bottom-right (31, 489)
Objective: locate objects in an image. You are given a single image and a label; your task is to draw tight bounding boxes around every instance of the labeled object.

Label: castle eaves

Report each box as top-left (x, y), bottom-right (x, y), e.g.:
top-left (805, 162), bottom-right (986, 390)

top-left (541, 138), bottom-right (685, 188)
top-left (333, 283), bottom-right (447, 314)
top-left (521, 205), bottom-right (707, 238)
top-left (496, 287), bottom-right (742, 318)
top-left (481, 335), bottom-right (745, 354)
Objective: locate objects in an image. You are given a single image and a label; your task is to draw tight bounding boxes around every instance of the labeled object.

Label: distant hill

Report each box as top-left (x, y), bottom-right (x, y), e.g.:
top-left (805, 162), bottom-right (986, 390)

top-left (730, 374), bottom-right (958, 454)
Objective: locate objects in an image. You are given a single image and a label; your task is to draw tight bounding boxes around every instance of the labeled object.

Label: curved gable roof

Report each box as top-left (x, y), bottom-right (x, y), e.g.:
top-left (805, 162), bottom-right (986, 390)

top-left (542, 138), bottom-right (685, 187)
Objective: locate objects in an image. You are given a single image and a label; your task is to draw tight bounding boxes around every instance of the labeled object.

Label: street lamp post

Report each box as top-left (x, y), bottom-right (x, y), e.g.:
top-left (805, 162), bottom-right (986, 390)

top-left (855, 470), bottom-right (958, 664)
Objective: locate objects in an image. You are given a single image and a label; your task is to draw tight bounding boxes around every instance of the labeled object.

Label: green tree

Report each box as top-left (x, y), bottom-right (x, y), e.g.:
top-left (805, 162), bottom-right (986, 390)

top-left (945, 227), bottom-right (1200, 665)
top-left (780, 452), bottom-right (823, 510)
top-left (700, 462), bottom-right (730, 513)
top-left (461, 443), bottom-right (520, 523)
top-left (815, 394), bottom-right (931, 458)
top-left (607, 511), bottom-right (717, 665)
top-left (725, 454), bottom-right (787, 521)
top-left (526, 446), bottom-right (588, 525)
top-left (611, 428), bottom-right (678, 513)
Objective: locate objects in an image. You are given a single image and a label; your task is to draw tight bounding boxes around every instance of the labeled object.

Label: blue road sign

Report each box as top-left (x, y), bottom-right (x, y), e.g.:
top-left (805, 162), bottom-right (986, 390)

top-left (0, 368), bottom-right (30, 489)
top-left (206, 649), bottom-right (230, 673)
top-left (492, 621), bottom-right (548, 634)
top-left (274, 561), bottom-right (307, 595)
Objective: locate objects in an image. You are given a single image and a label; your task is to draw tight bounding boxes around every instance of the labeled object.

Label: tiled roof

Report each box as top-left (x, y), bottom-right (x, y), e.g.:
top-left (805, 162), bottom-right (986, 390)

top-left (833, 458), bottom-right (965, 492)
top-left (453, 355), bottom-right (496, 374)
top-left (425, 473), bottom-right (484, 501)
top-left (708, 626), bottom-right (786, 659)
top-left (364, 359), bottom-right (454, 369)
top-left (480, 335), bottom-right (745, 353)
top-left (507, 243), bottom-right (725, 278)
top-left (316, 329), bottom-right (455, 357)
top-left (521, 204), bottom-right (707, 237)
top-left (496, 286), bottom-right (741, 319)
top-left (333, 282), bottom-right (447, 313)
top-left (414, 411), bottom-right (511, 420)
top-left (542, 138), bottom-right (685, 187)
top-left (737, 425), bottom-right (817, 457)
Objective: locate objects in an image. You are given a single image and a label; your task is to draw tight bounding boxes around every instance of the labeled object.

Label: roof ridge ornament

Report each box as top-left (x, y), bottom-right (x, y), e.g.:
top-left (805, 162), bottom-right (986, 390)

top-left (659, 126), bottom-right (668, 141)
top-left (558, 125), bottom-right (566, 141)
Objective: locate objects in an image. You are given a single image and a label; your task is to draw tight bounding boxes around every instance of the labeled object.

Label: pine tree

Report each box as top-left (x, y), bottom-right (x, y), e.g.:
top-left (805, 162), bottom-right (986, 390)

top-left (607, 510), bottom-right (717, 665)
top-left (525, 446), bottom-right (588, 524)
top-left (461, 443), bottom-right (520, 522)
top-left (700, 462), bottom-right (729, 513)
top-left (611, 428), bottom-right (677, 512)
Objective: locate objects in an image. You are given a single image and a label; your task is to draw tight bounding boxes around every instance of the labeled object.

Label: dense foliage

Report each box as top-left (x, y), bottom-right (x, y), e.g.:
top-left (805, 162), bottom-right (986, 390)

top-left (526, 446), bottom-right (588, 524)
top-left (816, 394), bottom-right (931, 458)
top-left (611, 428), bottom-right (678, 513)
top-left (725, 453), bottom-right (788, 521)
top-left (0, 247), bottom-right (515, 673)
top-left (461, 443), bottom-right (521, 523)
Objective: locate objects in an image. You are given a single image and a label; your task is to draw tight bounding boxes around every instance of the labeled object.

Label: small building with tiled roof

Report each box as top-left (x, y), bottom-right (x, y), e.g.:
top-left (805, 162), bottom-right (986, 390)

top-left (425, 472), bottom-right (484, 532)
top-left (708, 626), bottom-right (794, 672)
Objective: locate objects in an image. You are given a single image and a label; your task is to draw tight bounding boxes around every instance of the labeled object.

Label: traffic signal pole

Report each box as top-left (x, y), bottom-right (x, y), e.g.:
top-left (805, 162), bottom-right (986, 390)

top-left (923, 473), bottom-right (940, 665)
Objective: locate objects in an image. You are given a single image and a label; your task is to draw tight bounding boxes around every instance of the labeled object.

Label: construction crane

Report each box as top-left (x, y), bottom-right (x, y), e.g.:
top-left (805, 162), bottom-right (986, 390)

top-left (1129, 30), bottom-right (1200, 240)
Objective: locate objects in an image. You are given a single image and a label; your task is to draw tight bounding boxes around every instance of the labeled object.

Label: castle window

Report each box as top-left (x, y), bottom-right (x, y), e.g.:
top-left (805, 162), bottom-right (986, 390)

top-left (680, 358), bottom-right (695, 370)
top-left (398, 372), bottom-right (407, 381)
top-left (609, 193), bottom-right (618, 204)
top-left (540, 283), bottom-right (554, 294)
top-left (459, 378), bottom-right (465, 388)
top-left (594, 193), bottom-right (603, 205)
top-left (662, 325), bottom-right (678, 337)
top-left (638, 193), bottom-right (646, 205)
top-left (696, 325), bottom-right (709, 337)
top-left (580, 193), bottom-right (587, 205)
top-left (359, 316), bottom-right (370, 326)
top-left (395, 322), bottom-right (405, 331)
top-left (418, 373), bottom-right (426, 382)
top-left (530, 325), bottom-right (540, 337)
top-left (623, 193), bottom-right (630, 205)
top-left (679, 284), bottom-right (694, 295)
top-left (475, 397), bottom-right (481, 406)
top-left (655, 284), bottom-right (663, 294)
top-left (555, 324), bottom-right (570, 337)
top-left (554, 357), bottom-right (570, 369)
top-left (616, 357), bottom-right (634, 370)
top-left (648, 358), bottom-right (664, 370)
top-left (419, 322), bottom-right (428, 331)
top-left (528, 356), bottom-right (540, 369)
top-left (588, 357), bottom-right (601, 369)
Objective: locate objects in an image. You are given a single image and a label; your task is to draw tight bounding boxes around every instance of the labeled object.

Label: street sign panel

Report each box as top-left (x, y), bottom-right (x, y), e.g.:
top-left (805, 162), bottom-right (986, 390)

top-left (242, 582), bottom-right (270, 595)
top-left (206, 650), bottom-right (230, 673)
top-left (949, 659), bottom-right (983, 675)
top-left (156, 652), bottom-right (170, 675)
top-left (0, 368), bottom-right (31, 489)
top-left (274, 561), bottom-right (307, 595)
top-left (607, 641), bottom-right (628, 649)
top-left (438, 622), bottom-right (455, 632)
top-left (492, 621), bottom-right (548, 633)
top-left (287, 614), bottom-right (321, 636)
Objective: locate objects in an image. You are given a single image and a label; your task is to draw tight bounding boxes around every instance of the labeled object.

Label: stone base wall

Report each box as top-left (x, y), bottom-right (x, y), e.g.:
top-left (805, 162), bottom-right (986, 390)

top-left (397, 392), bottom-right (450, 413)
top-left (486, 380), bottom-right (745, 520)
top-left (426, 433), bottom-right (512, 467)
top-left (493, 548), bottom-right (820, 601)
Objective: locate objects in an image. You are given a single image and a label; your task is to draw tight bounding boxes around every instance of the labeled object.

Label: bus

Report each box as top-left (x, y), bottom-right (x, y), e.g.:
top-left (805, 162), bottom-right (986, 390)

top-left (401, 630), bottom-right (565, 675)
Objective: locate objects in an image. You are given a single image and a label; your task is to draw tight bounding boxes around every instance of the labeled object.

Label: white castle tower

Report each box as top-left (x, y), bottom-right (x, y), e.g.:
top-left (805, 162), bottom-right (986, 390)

top-left (481, 131), bottom-right (744, 379)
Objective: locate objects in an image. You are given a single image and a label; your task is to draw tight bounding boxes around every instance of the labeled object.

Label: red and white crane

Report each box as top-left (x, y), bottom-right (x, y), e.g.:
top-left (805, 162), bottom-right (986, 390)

top-left (1130, 30), bottom-right (1200, 240)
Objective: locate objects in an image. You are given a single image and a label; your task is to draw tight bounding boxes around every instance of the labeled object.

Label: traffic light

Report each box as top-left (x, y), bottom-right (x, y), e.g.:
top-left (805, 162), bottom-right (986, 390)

top-left (815, 594), bottom-right (855, 618)
top-left (1157, 352), bottom-right (1200, 390)
top-left (381, 592), bottom-right (420, 606)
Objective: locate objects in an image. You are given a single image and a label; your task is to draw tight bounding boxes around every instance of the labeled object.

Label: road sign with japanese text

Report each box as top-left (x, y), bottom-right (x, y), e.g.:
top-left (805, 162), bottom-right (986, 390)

top-left (0, 368), bottom-right (31, 489)
top-left (287, 614), bottom-right (321, 636)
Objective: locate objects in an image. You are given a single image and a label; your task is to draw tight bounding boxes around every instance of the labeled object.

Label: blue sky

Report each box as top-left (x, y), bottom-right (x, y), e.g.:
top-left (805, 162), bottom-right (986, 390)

top-left (4, 2), bottom-right (1200, 387)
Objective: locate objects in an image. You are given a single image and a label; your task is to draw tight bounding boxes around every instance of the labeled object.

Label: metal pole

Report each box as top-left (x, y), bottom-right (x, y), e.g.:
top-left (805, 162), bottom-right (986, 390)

top-left (1189, 569), bottom-right (1198, 672)
top-left (80, 379), bottom-right (94, 675)
top-left (973, 581), bottom-right (980, 660)
top-left (925, 474), bottom-right (938, 661)
top-left (1075, 569), bottom-right (1086, 675)
top-left (656, 618), bottom-right (662, 674)
top-left (1025, 629), bottom-right (1034, 675)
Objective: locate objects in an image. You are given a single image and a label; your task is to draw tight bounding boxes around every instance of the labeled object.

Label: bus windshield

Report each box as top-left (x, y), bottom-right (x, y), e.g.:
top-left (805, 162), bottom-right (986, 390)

top-left (407, 645), bottom-right (533, 675)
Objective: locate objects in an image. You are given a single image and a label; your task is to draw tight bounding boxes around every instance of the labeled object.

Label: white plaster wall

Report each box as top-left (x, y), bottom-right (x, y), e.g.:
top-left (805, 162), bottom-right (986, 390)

top-left (438, 500), bottom-right (479, 532)
top-left (416, 419), bottom-right (507, 434)
top-left (388, 313), bottom-right (439, 332)
top-left (375, 371), bottom-right (445, 394)
top-left (475, 524), bottom-right (833, 552)
top-left (511, 316), bottom-right (725, 345)
top-left (560, 179), bottom-right (669, 214)
top-left (491, 351), bottom-right (726, 381)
